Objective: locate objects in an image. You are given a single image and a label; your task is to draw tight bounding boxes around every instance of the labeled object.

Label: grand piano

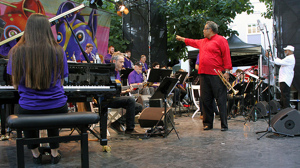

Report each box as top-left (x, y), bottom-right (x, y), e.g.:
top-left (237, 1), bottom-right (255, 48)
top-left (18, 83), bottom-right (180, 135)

top-left (0, 4), bottom-right (121, 149)
top-left (0, 59), bottom-right (121, 148)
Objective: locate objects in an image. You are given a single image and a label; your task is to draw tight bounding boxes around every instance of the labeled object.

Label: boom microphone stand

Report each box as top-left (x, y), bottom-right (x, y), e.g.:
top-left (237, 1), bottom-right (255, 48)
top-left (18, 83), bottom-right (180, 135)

top-left (255, 21), bottom-right (292, 139)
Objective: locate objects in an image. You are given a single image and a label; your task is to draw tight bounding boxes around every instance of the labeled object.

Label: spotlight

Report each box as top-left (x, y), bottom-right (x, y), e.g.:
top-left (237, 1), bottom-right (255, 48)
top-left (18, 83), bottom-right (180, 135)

top-left (115, 1), bottom-right (129, 16)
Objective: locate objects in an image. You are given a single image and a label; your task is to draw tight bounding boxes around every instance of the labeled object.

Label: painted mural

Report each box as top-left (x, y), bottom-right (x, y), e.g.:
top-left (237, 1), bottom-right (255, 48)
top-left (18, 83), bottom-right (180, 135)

top-left (0, 0), bottom-right (111, 62)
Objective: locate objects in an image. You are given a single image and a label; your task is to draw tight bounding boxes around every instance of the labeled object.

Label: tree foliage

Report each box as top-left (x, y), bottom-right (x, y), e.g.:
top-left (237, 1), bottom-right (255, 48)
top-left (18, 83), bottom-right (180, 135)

top-left (156, 0), bottom-right (254, 61)
top-left (259, 0), bottom-right (273, 19)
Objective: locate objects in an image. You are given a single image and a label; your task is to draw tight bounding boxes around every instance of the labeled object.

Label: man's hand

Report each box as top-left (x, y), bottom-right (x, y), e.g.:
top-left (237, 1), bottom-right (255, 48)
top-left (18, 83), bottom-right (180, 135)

top-left (224, 72), bottom-right (230, 81)
top-left (176, 35), bottom-right (185, 42)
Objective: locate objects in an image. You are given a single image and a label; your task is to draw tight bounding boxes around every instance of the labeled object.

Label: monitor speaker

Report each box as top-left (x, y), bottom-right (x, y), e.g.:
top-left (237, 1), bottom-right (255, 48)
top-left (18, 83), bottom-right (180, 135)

top-left (149, 98), bottom-right (163, 107)
top-left (271, 108), bottom-right (300, 136)
top-left (138, 107), bottom-right (173, 128)
top-left (269, 100), bottom-right (281, 114)
top-left (256, 101), bottom-right (269, 117)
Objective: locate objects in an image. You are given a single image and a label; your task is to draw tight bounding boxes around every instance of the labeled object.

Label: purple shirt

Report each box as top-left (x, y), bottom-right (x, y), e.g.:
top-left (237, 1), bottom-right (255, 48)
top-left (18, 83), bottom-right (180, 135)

top-left (104, 53), bottom-right (112, 64)
top-left (7, 50), bottom-right (69, 110)
top-left (115, 70), bottom-right (121, 84)
top-left (0, 40), bottom-right (17, 57)
top-left (128, 70), bottom-right (143, 84)
top-left (124, 57), bottom-right (133, 69)
top-left (196, 53), bottom-right (199, 65)
top-left (79, 52), bottom-right (94, 62)
top-left (140, 61), bottom-right (148, 72)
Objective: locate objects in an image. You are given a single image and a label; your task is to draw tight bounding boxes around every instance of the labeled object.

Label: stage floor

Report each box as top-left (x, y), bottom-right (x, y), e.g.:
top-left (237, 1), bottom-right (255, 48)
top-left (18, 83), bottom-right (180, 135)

top-left (1, 108), bottom-right (299, 168)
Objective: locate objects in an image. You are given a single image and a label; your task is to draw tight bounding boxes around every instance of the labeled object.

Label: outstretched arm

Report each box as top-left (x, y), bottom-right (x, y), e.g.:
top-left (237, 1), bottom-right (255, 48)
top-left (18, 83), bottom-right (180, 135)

top-left (176, 35), bottom-right (186, 42)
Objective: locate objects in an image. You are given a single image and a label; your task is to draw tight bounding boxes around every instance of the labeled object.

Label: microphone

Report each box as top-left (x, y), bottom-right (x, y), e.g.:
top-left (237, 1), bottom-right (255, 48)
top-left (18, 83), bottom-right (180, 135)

top-left (257, 19), bottom-right (264, 31)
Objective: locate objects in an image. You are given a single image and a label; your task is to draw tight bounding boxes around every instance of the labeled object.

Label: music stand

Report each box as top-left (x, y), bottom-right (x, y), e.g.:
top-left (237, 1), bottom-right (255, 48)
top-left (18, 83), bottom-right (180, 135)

top-left (147, 69), bottom-right (172, 82)
top-left (147, 77), bottom-right (180, 139)
top-left (121, 68), bottom-right (134, 85)
top-left (174, 71), bottom-right (188, 84)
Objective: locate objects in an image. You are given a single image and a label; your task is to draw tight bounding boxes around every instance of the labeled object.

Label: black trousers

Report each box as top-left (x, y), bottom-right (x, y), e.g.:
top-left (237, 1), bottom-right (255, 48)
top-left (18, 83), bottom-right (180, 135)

top-left (17, 103), bottom-right (68, 149)
top-left (280, 82), bottom-right (290, 109)
top-left (200, 74), bottom-right (227, 129)
top-left (108, 96), bottom-right (143, 130)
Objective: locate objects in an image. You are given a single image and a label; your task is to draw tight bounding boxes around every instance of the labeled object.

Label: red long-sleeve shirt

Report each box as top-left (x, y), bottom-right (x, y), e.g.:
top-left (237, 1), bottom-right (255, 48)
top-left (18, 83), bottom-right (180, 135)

top-left (185, 34), bottom-right (232, 75)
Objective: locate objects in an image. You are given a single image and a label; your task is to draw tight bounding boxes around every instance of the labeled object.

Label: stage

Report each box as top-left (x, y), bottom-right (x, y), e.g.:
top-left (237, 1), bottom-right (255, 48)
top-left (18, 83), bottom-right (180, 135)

top-left (0, 108), bottom-right (299, 168)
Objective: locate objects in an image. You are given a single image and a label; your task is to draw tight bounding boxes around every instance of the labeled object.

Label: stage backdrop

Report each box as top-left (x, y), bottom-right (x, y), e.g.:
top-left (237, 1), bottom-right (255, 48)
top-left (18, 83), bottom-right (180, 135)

top-left (0, 0), bottom-right (111, 61)
top-left (274, 0), bottom-right (300, 93)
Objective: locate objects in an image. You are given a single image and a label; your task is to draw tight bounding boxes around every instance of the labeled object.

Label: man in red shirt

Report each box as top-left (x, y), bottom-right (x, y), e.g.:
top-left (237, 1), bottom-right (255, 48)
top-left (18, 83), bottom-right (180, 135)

top-left (176, 21), bottom-right (232, 131)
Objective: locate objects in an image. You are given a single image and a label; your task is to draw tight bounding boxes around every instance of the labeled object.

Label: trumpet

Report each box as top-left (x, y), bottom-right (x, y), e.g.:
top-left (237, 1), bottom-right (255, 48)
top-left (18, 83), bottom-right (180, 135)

top-left (214, 69), bottom-right (239, 95)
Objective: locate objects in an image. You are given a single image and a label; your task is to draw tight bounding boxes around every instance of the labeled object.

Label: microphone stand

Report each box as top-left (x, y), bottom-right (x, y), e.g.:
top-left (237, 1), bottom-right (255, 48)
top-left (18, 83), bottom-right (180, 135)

top-left (256, 23), bottom-right (292, 139)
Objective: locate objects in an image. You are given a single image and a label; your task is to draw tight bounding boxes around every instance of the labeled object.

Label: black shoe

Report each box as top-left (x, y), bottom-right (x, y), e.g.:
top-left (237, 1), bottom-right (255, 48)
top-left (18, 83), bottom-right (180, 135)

top-left (33, 154), bottom-right (42, 164)
top-left (110, 121), bottom-right (123, 134)
top-left (221, 128), bottom-right (228, 131)
top-left (203, 126), bottom-right (212, 130)
top-left (51, 153), bottom-right (61, 164)
top-left (125, 129), bottom-right (139, 134)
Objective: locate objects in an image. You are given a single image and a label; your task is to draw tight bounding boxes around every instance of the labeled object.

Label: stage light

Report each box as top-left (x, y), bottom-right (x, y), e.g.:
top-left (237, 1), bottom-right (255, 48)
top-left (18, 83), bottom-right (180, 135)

top-left (123, 8), bottom-right (129, 15)
top-left (115, 1), bottom-right (129, 16)
top-left (119, 5), bottom-right (125, 12)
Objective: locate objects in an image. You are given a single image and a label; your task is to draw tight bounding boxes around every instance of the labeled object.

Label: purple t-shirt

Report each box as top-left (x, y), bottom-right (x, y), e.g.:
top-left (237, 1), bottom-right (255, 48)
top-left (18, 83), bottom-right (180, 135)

top-left (79, 52), bottom-right (94, 62)
top-left (128, 70), bottom-right (143, 84)
top-left (196, 53), bottom-right (199, 65)
top-left (104, 53), bottom-right (112, 64)
top-left (140, 61), bottom-right (148, 72)
top-left (0, 40), bottom-right (17, 56)
top-left (124, 57), bottom-right (133, 69)
top-left (7, 50), bottom-right (69, 110)
top-left (115, 70), bottom-right (121, 83)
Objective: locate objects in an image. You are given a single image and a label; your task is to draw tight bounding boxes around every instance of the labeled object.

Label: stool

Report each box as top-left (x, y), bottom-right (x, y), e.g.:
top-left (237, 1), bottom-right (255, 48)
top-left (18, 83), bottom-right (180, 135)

top-left (7, 112), bottom-right (100, 168)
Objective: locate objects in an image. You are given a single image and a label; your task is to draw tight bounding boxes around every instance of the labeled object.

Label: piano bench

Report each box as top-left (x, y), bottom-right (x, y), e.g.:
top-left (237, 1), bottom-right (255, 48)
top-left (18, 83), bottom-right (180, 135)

top-left (7, 112), bottom-right (100, 168)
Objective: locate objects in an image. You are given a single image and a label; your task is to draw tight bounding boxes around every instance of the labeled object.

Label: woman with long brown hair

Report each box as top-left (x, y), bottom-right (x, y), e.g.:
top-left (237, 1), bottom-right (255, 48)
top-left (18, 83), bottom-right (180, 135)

top-left (7, 13), bottom-right (68, 165)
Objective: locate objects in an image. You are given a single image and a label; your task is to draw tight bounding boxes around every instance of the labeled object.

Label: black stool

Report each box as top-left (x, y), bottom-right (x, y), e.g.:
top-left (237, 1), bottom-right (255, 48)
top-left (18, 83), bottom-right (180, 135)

top-left (7, 112), bottom-right (100, 168)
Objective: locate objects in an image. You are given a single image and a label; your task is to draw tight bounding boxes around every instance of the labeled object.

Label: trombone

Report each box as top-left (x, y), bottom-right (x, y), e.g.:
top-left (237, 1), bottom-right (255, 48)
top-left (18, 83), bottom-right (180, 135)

top-left (214, 69), bottom-right (239, 95)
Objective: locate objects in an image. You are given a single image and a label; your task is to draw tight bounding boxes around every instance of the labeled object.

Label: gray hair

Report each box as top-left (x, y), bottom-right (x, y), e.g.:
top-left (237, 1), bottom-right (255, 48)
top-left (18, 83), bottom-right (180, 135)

top-left (206, 21), bottom-right (218, 34)
top-left (111, 52), bottom-right (124, 62)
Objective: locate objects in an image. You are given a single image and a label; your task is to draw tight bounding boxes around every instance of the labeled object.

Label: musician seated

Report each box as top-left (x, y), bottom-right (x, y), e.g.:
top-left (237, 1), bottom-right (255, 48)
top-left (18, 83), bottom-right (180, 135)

top-left (109, 53), bottom-right (143, 134)
top-left (146, 62), bottom-right (161, 88)
top-left (0, 39), bottom-right (17, 58)
top-left (7, 14), bottom-right (67, 164)
top-left (227, 69), bottom-right (244, 118)
top-left (123, 50), bottom-right (134, 69)
top-left (173, 69), bottom-right (187, 106)
top-left (78, 43), bottom-right (95, 63)
top-left (128, 62), bottom-right (155, 95)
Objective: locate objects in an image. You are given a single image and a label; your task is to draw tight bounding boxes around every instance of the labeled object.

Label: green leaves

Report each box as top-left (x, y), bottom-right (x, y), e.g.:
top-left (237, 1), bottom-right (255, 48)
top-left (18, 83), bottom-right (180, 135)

top-left (259, 0), bottom-right (273, 19)
top-left (156, 0), bottom-right (254, 61)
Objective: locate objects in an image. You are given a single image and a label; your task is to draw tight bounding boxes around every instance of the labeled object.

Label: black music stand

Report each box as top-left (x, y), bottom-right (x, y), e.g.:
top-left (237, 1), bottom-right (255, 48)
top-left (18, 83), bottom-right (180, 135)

top-left (121, 68), bottom-right (134, 85)
top-left (147, 69), bottom-right (172, 83)
top-left (173, 71), bottom-right (189, 115)
top-left (174, 71), bottom-right (188, 84)
top-left (146, 77), bottom-right (180, 139)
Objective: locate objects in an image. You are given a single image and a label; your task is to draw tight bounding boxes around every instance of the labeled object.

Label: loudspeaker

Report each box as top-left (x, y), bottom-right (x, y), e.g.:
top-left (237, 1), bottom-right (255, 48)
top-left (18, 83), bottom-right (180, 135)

top-left (269, 100), bottom-right (281, 114)
top-left (136, 95), bottom-right (151, 108)
top-left (256, 101), bottom-right (269, 117)
top-left (271, 108), bottom-right (300, 135)
top-left (138, 107), bottom-right (173, 128)
top-left (149, 98), bottom-right (163, 107)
